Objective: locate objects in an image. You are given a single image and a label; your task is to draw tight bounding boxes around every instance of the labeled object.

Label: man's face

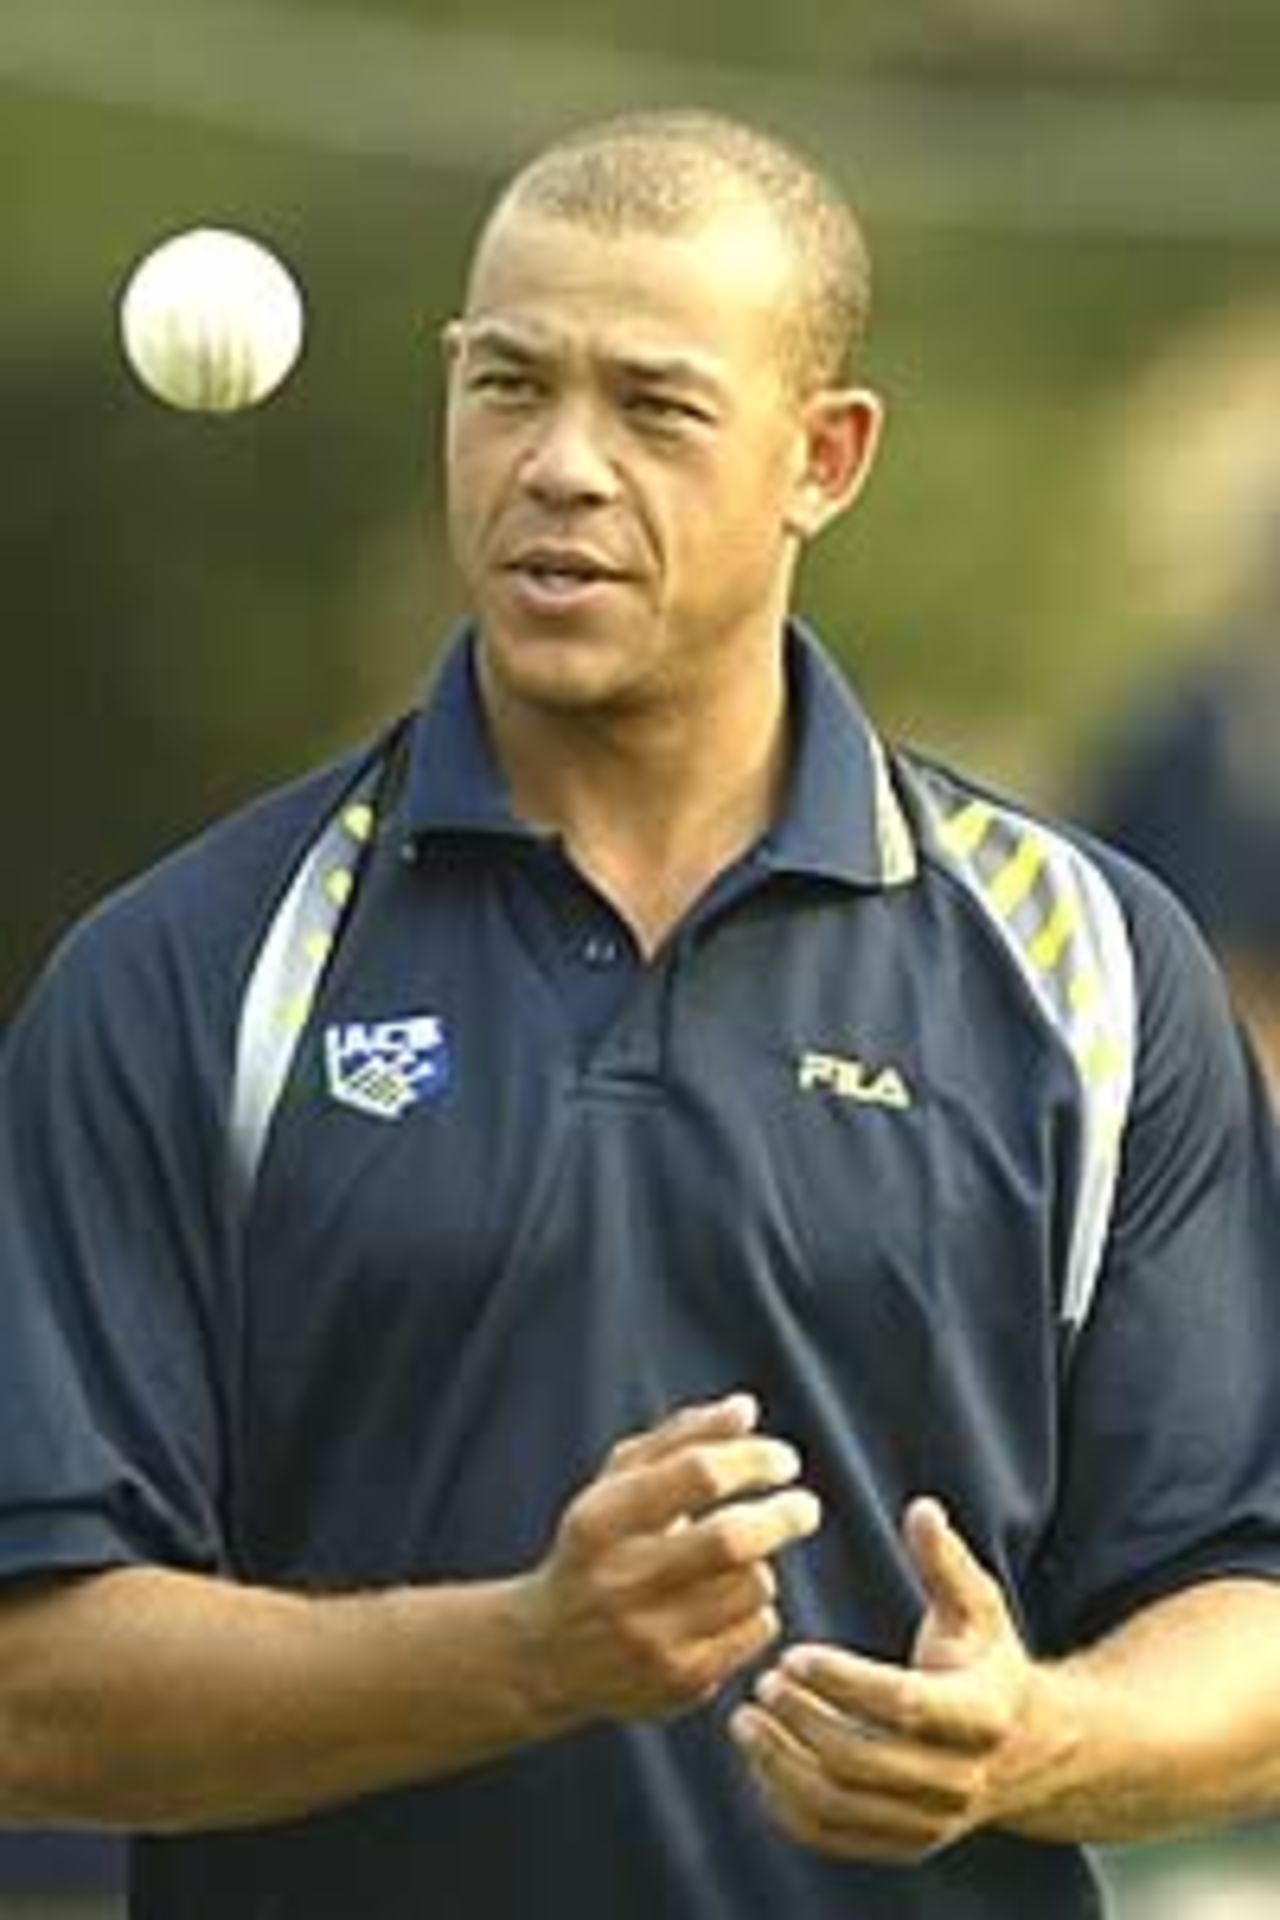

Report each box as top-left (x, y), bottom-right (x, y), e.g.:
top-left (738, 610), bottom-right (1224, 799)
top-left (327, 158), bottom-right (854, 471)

top-left (443, 198), bottom-right (855, 719)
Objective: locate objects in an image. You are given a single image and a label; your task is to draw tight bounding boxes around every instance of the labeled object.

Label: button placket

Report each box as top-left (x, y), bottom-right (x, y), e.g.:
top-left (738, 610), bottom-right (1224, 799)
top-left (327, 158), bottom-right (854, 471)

top-left (580, 932), bottom-right (622, 969)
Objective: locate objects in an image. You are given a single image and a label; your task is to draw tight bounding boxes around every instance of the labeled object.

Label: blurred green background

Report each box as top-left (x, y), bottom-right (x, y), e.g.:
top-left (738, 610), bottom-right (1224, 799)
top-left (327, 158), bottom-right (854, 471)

top-left (3, 0), bottom-right (1280, 1909)
top-left (7, 0), bottom-right (1280, 1023)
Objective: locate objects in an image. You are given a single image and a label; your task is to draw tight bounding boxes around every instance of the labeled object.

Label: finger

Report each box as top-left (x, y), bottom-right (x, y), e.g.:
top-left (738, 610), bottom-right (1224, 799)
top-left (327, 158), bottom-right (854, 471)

top-left (750, 1672), bottom-right (979, 1813)
top-left (616, 1487), bottom-right (822, 1595)
top-left (730, 1705), bottom-right (954, 1860)
top-left (904, 1498), bottom-right (1004, 1640)
top-left (591, 1437), bottom-right (807, 1538)
top-left (776, 1645), bottom-right (1002, 1754)
top-left (699, 1605), bottom-right (785, 1687)
top-left (731, 1699), bottom-right (826, 1794)
top-left (654, 1564), bottom-right (778, 1641)
top-left (605, 1394), bottom-right (760, 1473)
top-left (657, 1604), bottom-right (785, 1709)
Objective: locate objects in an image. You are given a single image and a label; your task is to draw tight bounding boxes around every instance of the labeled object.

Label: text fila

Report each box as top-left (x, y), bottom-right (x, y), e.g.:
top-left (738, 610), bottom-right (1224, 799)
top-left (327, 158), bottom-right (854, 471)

top-left (797, 1049), bottom-right (912, 1109)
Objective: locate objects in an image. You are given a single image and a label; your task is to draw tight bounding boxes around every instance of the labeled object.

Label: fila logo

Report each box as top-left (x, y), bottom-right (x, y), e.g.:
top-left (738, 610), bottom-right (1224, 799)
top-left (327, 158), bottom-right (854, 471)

top-left (797, 1049), bottom-right (912, 1110)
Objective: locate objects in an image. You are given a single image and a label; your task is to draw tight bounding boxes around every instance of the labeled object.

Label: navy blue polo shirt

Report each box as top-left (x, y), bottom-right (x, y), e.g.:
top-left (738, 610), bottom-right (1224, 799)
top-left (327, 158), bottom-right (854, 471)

top-left (2, 625), bottom-right (1279, 1920)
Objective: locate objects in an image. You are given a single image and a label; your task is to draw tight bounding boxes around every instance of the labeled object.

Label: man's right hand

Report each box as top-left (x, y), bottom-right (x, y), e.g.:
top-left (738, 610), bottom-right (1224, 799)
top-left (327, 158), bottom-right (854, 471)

top-left (519, 1393), bottom-right (822, 1725)
top-left (0, 1395), bottom-right (817, 1829)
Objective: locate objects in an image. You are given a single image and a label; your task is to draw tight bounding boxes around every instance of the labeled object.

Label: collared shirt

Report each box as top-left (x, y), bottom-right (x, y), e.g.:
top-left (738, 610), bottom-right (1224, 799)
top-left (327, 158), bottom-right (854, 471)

top-left (400, 626), bottom-right (910, 1051)
top-left (2, 624), bottom-right (1278, 1920)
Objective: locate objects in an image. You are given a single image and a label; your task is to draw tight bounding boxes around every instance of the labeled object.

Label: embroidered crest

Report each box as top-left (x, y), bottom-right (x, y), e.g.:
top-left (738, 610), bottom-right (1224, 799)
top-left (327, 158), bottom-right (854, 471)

top-left (324, 1014), bottom-right (451, 1120)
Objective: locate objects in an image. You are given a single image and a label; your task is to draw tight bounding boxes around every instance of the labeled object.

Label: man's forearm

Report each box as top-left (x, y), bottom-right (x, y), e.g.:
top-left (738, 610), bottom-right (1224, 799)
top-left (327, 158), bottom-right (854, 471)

top-left (0, 1564), bottom-right (573, 1833)
top-left (0, 1400), bottom-right (818, 1836)
top-left (1000, 1578), bottom-right (1280, 1843)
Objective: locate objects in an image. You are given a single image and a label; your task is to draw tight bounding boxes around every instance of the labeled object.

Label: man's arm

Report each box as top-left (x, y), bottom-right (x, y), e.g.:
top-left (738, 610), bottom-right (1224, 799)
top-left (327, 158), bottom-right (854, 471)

top-left (1006, 1572), bottom-right (1280, 1842)
top-left (0, 1394), bottom-right (820, 1833)
top-left (730, 1498), bottom-right (1280, 1862)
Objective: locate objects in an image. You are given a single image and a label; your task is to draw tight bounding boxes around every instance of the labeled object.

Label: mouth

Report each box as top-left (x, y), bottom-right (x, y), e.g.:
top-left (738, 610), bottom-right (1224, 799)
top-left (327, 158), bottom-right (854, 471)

top-left (500, 547), bottom-right (630, 611)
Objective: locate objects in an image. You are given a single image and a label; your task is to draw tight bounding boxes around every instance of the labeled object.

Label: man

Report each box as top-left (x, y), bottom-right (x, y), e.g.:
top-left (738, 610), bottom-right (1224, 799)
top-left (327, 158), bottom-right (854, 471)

top-left (1, 110), bottom-right (1278, 1920)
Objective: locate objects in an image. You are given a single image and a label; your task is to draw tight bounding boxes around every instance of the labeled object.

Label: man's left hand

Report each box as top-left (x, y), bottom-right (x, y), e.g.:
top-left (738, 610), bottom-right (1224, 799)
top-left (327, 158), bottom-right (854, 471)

top-left (729, 1497), bottom-right (1035, 1862)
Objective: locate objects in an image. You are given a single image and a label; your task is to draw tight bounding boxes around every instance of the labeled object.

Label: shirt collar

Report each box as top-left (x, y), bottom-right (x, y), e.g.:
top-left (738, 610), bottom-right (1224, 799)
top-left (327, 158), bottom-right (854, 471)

top-left (403, 621), bottom-right (917, 890)
top-left (404, 627), bottom-right (538, 846)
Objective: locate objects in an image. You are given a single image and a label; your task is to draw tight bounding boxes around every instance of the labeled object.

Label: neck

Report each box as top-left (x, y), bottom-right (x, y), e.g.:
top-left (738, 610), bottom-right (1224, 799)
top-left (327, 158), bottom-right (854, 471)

top-left (482, 648), bottom-right (790, 956)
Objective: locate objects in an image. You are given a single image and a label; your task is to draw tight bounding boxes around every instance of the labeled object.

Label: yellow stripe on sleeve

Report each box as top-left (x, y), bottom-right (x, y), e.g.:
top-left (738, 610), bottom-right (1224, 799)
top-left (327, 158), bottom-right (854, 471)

top-left (1069, 971), bottom-right (1101, 1017)
top-left (342, 803), bottom-right (375, 844)
top-left (1029, 893), bottom-right (1079, 971)
top-left (280, 992), bottom-right (314, 1034)
top-left (1083, 1034), bottom-right (1124, 1085)
top-left (987, 835), bottom-right (1045, 919)
top-left (938, 800), bottom-right (992, 860)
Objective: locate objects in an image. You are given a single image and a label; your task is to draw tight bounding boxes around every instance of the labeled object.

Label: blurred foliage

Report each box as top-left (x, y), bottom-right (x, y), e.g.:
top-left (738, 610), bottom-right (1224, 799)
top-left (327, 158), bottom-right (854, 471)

top-left (290, 0), bottom-right (1280, 101)
top-left (5, 0), bottom-right (1280, 1017)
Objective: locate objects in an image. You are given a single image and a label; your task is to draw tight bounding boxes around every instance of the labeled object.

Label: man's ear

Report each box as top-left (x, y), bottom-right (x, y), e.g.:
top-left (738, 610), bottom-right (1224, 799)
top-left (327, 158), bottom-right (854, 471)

top-left (785, 388), bottom-right (885, 540)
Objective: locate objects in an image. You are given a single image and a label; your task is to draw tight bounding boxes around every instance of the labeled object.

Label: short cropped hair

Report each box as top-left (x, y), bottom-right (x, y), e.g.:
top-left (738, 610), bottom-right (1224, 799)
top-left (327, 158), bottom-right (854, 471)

top-left (486, 109), bottom-right (872, 394)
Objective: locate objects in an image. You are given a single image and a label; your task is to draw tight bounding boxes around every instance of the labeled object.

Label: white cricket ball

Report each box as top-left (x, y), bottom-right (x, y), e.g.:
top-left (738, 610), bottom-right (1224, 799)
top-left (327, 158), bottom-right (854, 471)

top-left (119, 226), bottom-right (305, 414)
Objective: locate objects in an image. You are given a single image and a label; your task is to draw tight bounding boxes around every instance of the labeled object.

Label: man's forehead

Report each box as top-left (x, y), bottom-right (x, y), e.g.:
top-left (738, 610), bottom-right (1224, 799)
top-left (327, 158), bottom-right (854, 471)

top-left (459, 205), bottom-right (794, 370)
top-left (474, 193), bottom-right (792, 295)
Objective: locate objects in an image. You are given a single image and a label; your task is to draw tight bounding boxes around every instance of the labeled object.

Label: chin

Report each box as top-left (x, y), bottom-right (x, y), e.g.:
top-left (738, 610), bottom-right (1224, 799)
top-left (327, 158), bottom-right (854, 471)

top-left (479, 621), bottom-right (652, 716)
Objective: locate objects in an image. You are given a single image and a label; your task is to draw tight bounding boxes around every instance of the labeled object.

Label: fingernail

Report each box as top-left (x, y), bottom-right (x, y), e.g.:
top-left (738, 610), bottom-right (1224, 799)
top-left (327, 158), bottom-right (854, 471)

top-left (790, 1490), bottom-right (823, 1532)
top-left (722, 1391), bottom-right (759, 1428)
top-left (729, 1707), bottom-right (758, 1749)
top-left (909, 1493), bottom-right (948, 1531)
top-left (755, 1671), bottom-right (782, 1706)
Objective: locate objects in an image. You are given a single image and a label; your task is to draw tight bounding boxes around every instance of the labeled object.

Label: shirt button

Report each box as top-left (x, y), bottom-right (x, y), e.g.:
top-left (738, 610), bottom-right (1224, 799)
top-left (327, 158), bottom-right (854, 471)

top-left (581, 933), bottom-right (622, 968)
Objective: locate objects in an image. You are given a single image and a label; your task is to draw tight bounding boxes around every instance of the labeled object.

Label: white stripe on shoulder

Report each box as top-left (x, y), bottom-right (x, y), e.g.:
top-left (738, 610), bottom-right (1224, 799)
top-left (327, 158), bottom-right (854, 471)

top-left (909, 764), bottom-right (1138, 1333)
top-left (229, 769), bottom-right (382, 1210)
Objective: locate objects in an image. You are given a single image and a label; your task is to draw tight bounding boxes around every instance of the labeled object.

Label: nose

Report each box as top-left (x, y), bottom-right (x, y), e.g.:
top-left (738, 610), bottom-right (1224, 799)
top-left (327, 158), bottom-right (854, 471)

top-left (518, 400), bottom-right (617, 509)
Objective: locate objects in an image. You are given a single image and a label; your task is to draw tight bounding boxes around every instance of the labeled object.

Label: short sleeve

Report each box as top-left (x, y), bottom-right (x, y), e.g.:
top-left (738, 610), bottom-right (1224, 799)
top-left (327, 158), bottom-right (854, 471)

top-left (1034, 864), bottom-right (1280, 1650)
top-left (0, 901), bottom-right (232, 1582)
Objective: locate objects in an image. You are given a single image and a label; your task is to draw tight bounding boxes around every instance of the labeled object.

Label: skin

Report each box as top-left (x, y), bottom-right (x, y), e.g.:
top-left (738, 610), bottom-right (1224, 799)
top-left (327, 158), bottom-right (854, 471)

top-left (731, 1501), bottom-right (1280, 1860)
top-left (1223, 952), bottom-right (1280, 1096)
top-left (442, 195), bottom-right (881, 951)
top-left (0, 1394), bottom-right (820, 1829)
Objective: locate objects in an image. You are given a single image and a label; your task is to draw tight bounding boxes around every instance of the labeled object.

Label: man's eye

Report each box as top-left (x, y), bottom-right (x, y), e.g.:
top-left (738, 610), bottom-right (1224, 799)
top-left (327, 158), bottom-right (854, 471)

top-left (469, 368), bottom-right (538, 398)
top-left (626, 393), bottom-right (710, 427)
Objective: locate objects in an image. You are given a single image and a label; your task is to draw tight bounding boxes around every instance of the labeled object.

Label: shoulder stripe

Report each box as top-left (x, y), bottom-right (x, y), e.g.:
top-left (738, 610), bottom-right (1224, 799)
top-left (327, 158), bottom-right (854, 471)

top-left (910, 763), bottom-right (1138, 1333)
top-left (229, 753), bottom-right (386, 1210)
top-left (938, 797), bottom-right (993, 860)
top-left (1029, 893), bottom-right (1078, 970)
top-left (987, 835), bottom-right (1046, 919)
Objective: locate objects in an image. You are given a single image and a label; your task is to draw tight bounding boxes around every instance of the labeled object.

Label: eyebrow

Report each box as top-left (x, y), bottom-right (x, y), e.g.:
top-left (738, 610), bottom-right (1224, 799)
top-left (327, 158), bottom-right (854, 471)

top-left (458, 322), bottom-right (542, 362)
top-left (459, 320), bottom-right (727, 399)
